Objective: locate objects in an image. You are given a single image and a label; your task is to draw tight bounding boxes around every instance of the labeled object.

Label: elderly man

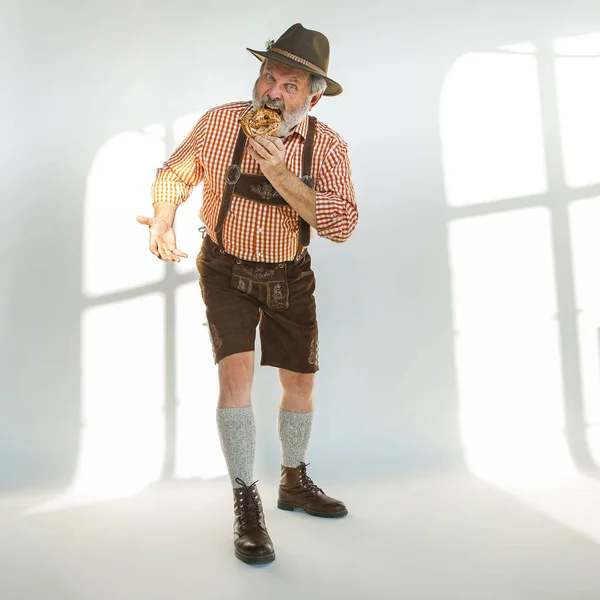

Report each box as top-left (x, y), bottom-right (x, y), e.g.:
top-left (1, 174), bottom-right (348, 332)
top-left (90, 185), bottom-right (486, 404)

top-left (137, 23), bottom-right (358, 565)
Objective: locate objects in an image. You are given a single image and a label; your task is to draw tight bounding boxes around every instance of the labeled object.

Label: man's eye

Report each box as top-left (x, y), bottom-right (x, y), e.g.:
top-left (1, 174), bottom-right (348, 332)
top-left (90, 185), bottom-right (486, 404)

top-left (287, 84), bottom-right (297, 91)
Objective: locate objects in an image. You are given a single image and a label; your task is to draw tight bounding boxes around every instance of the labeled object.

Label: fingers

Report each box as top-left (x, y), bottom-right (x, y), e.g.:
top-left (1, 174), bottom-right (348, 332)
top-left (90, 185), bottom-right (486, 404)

top-left (157, 245), bottom-right (175, 261)
top-left (158, 247), bottom-right (175, 261)
top-left (248, 139), bottom-right (270, 159)
top-left (136, 215), bottom-right (152, 226)
top-left (265, 136), bottom-right (285, 151)
top-left (260, 138), bottom-right (278, 154)
top-left (247, 146), bottom-right (261, 163)
top-left (155, 244), bottom-right (187, 262)
top-left (253, 136), bottom-right (280, 154)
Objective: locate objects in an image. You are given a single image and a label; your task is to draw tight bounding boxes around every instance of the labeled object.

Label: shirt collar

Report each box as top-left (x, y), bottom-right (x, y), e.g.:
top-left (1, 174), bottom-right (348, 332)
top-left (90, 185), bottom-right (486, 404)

top-left (291, 113), bottom-right (309, 141)
top-left (240, 102), bottom-right (254, 120)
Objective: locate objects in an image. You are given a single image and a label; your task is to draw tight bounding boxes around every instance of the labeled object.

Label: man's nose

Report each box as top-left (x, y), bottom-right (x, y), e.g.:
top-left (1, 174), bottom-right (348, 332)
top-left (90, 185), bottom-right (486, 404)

top-left (267, 86), bottom-right (283, 100)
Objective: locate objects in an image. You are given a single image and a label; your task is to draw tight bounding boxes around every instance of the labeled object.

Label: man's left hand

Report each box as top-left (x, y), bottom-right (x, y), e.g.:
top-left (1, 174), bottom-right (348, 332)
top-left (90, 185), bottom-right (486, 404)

top-left (247, 136), bottom-right (286, 179)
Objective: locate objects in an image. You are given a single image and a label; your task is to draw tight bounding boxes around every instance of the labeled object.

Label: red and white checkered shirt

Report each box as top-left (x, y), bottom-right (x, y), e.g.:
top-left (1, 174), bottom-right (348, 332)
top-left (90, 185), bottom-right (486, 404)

top-left (152, 101), bottom-right (358, 263)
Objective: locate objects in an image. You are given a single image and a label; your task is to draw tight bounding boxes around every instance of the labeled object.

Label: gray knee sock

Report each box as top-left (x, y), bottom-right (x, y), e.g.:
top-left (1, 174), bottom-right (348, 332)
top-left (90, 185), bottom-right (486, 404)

top-left (216, 407), bottom-right (256, 488)
top-left (277, 408), bottom-right (313, 468)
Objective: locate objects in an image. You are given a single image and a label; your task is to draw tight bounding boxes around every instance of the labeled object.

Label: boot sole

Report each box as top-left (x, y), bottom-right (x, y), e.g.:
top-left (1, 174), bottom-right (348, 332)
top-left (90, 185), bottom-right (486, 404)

top-left (235, 549), bottom-right (276, 565)
top-left (277, 500), bottom-right (348, 518)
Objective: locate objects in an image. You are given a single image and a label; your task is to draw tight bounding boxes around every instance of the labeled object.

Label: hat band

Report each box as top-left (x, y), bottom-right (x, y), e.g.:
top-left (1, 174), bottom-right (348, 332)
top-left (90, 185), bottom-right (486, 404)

top-left (269, 47), bottom-right (327, 77)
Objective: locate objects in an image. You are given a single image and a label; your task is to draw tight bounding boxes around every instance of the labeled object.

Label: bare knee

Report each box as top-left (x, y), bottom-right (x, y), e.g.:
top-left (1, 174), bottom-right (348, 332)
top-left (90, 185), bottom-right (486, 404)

top-left (218, 352), bottom-right (254, 408)
top-left (279, 369), bottom-right (315, 412)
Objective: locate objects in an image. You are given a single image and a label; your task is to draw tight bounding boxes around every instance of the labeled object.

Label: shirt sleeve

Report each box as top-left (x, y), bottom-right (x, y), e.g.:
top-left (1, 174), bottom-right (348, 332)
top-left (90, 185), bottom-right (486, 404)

top-left (314, 141), bottom-right (358, 243)
top-left (152, 113), bottom-right (207, 205)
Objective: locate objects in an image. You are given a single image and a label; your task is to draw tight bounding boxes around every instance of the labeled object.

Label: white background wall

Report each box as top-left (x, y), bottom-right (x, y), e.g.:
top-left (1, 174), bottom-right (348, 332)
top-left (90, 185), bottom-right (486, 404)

top-left (3, 0), bottom-right (600, 498)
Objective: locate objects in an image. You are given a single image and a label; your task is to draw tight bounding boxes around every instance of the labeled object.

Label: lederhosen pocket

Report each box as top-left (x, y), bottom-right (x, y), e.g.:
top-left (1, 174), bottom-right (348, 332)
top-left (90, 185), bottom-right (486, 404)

top-left (231, 261), bottom-right (289, 312)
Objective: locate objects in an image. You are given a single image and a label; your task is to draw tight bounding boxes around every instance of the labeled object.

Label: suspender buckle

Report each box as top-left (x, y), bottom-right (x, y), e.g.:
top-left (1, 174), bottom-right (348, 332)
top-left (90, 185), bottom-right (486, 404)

top-left (225, 164), bottom-right (242, 185)
top-left (300, 174), bottom-right (314, 189)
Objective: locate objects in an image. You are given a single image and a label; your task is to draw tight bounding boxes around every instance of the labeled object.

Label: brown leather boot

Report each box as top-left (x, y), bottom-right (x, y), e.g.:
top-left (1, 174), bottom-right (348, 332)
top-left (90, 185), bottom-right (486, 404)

top-left (233, 478), bottom-right (275, 565)
top-left (278, 462), bottom-right (348, 518)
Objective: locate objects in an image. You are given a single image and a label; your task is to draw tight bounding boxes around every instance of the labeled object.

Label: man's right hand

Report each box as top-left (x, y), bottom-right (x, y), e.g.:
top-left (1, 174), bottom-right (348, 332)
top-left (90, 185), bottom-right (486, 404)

top-left (136, 215), bottom-right (188, 262)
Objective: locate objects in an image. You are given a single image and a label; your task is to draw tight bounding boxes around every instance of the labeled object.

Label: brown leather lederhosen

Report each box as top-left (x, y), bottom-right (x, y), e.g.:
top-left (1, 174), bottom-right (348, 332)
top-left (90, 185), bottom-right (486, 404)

top-left (213, 115), bottom-right (317, 259)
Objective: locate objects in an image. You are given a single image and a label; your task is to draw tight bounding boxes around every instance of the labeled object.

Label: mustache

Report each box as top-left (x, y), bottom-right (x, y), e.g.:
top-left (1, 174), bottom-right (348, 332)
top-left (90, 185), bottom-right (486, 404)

top-left (261, 95), bottom-right (284, 112)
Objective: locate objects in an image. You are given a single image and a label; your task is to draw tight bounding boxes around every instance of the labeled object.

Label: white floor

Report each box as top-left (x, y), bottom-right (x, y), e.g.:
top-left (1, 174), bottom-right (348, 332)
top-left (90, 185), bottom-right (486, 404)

top-left (2, 471), bottom-right (600, 600)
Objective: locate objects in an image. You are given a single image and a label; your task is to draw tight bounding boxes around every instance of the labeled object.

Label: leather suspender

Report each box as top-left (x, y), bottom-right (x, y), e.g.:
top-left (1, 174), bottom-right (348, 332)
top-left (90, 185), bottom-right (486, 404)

top-left (298, 116), bottom-right (316, 250)
top-left (214, 127), bottom-right (248, 248)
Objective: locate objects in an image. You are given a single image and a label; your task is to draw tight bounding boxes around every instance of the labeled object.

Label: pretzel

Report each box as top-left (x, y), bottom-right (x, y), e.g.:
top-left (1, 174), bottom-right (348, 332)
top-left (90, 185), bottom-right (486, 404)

top-left (240, 107), bottom-right (281, 138)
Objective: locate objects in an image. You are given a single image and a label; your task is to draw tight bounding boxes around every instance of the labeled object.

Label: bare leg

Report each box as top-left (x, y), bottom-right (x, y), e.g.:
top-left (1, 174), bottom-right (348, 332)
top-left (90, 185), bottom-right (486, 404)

top-left (279, 369), bottom-right (315, 412)
top-left (218, 351), bottom-right (255, 408)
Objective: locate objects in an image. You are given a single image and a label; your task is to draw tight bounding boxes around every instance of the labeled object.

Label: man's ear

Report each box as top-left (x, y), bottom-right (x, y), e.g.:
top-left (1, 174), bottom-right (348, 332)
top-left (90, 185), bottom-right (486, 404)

top-left (309, 92), bottom-right (323, 111)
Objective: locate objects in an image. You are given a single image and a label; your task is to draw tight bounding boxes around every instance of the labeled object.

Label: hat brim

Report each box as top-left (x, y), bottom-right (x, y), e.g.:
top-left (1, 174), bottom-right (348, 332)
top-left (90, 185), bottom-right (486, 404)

top-left (247, 48), bottom-right (342, 96)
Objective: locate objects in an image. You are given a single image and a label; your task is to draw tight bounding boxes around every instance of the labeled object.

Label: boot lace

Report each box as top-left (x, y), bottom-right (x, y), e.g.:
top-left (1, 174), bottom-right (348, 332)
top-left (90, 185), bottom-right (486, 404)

top-left (234, 478), bottom-right (265, 531)
top-left (298, 462), bottom-right (323, 495)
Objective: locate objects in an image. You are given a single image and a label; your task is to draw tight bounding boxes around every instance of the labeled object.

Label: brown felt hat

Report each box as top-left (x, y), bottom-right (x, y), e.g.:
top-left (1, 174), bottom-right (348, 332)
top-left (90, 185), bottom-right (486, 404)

top-left (247, 23), bottom-right (342, 96)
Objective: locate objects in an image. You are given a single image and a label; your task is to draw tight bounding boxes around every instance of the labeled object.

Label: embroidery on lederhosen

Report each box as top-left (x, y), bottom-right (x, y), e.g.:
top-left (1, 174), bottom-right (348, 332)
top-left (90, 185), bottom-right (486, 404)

top-left (271, 283), bottom-right (284, 302)
top-left (308, 337), bottom-right (319, 367)
top-left (242, 266), bottom-right (275, 279)
top-left (208, 323), bottom-right (223, 359)
top-left (250, 182), bottom-right (281, 201)
top-left (268, 282), bottom-right (287, 311)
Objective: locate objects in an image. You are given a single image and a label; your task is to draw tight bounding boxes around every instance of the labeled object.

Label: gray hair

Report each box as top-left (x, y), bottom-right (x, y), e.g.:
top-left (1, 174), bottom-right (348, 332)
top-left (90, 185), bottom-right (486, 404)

top-left (309, 74), bottom-right (327, 96)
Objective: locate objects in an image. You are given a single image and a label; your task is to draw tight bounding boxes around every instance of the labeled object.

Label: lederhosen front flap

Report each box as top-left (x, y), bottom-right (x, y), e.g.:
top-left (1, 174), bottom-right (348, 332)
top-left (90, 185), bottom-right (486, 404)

top-left (214, 116), bottom-right (316, 251)
top-left (234, 175), bottom-right (286, 206)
